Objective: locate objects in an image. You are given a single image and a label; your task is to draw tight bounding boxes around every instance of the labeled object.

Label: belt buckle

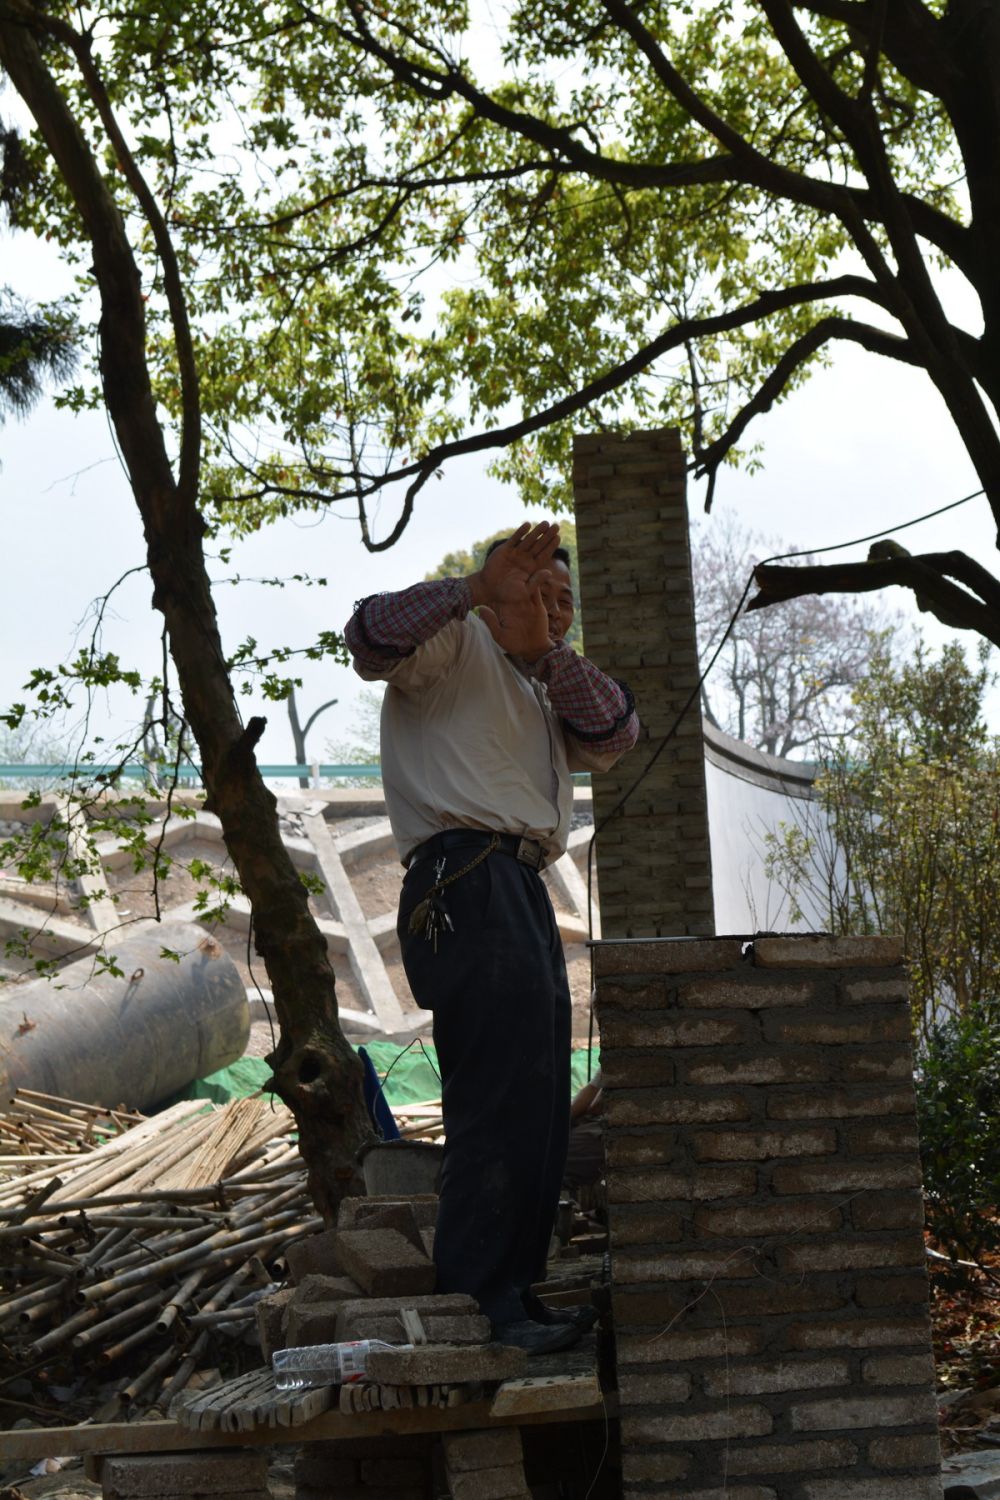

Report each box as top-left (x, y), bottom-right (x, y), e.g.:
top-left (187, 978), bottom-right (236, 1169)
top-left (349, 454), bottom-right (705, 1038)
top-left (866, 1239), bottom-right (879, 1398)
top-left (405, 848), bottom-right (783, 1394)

top-left (516, 837), bottom-right (543, 871)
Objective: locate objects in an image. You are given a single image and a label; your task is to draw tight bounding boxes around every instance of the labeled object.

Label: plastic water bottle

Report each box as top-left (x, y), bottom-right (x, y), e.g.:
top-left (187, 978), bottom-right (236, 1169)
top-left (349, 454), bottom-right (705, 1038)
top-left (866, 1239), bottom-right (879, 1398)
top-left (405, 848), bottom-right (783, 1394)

top-left (272, 1340), bottom-right (413, 1390)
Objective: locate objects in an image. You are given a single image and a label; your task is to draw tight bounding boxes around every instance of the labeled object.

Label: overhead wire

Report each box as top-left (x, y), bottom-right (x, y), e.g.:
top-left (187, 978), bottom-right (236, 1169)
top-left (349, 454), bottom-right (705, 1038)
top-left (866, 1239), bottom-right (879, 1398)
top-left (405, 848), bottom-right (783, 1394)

top-left (582, 484), bottom-right (987, 1077)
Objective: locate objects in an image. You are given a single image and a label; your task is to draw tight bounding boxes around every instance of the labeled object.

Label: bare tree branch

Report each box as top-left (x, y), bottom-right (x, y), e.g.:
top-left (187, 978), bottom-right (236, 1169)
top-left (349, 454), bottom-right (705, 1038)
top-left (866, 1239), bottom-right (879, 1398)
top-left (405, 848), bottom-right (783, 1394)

top-left (749, 552), bottom-right (1000, 647)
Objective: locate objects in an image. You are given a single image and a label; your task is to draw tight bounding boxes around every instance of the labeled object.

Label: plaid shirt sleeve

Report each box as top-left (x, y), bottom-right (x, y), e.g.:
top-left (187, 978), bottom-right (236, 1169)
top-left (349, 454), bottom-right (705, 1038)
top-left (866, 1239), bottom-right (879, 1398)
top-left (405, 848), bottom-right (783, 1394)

top-left (532, 640), bottom-right (639, 754)
top-left (345, 578), bottom-right (472, 674)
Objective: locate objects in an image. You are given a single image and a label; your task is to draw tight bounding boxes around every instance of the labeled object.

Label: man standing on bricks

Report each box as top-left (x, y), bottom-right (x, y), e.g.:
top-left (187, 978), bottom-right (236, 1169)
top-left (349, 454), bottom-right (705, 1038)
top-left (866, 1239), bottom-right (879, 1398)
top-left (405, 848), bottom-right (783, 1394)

top-left (345, 520), bottom-right (638, 1354)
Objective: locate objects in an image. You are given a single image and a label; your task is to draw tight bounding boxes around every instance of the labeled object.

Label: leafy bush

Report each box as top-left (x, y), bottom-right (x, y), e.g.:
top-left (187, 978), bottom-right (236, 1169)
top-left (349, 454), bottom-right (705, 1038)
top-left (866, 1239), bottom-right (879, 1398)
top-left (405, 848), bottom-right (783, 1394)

top-left (917, 1008), bottom-right (1000, 1266)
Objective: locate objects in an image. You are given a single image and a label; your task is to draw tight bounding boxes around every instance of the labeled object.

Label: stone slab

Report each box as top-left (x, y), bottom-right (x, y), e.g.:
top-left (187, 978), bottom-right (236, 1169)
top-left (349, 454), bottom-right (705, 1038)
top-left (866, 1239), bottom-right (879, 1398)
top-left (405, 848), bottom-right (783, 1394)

top-left (339, 1194), bottom-right (439, 1230)
top-left (102, 1451), bottom-right (267, 1496)
top-left (333, 1293), bottom-right (477, 1340)
top-left (448, 1465), bottom-right (530, 1500)
top-left (254, 1287), bottom-right (293, 1361)
top-left (336, 1310), bottom-right (491, 1345)
top-left (332, 1229), bottom-right (436, 1297)
top-left (286, 1228), bottom-right (342, 1285)
top-left (365, 1342), bottom-right (527, 1385)
top-left (442, 1427), bottom-right (524, 1470)
top-left (753, 935), bottom-right (905, 969)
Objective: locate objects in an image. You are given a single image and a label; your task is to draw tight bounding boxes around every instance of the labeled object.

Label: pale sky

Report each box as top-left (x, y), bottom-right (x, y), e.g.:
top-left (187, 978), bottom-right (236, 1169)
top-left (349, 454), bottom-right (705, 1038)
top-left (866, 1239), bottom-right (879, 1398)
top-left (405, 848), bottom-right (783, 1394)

top-left (1, 213), bottom-right (995, 771)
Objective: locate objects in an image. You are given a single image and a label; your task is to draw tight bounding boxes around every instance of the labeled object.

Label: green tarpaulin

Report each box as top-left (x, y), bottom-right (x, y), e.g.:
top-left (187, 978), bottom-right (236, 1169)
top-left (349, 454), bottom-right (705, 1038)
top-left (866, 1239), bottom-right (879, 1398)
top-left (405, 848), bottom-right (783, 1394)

top-left (184, 1041), bottom-right (601, 1111)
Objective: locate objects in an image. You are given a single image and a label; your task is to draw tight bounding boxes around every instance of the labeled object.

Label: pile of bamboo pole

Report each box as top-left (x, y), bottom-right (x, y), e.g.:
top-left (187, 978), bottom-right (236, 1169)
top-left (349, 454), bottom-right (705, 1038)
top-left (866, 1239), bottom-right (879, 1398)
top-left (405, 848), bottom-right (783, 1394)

top-left (0, 1092), bottom-right (319, 1425)
top-left (0, 1090), bottom-right (143, 1173)
top-left (391, 1098), bottom-right (444, 1141)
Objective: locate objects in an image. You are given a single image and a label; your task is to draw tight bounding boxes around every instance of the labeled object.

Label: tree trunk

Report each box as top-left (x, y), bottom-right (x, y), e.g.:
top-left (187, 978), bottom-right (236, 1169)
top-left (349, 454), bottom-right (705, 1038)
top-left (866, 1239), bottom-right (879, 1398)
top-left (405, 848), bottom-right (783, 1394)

top-left (0, 9), bottom-right (373, 1222)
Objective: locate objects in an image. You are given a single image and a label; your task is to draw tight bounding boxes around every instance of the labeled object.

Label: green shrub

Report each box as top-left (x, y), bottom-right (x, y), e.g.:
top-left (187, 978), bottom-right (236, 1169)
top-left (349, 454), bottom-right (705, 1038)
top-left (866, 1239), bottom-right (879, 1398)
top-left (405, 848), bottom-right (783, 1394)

top-left (917, 1008), bottom-right (1000, 1266)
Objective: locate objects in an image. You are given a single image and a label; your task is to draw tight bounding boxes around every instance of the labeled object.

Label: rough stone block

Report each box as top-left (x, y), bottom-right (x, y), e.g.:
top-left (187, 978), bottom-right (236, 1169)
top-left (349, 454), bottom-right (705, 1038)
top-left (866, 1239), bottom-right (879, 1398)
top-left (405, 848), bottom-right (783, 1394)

top-left (332, 1228), bottom-right (435, 1297)
top-left (447, 1467), bottom-right (529, 1500)
top-left (359, 1458), bottom-right (427, 1485)
top-left (591, 939), bottom-right (745, 977)
top-left (285, 1227), bottom-right (342, 1284)
top-left (621, 1405), bottom-right (772, 1443)
top-left (789, 1314), bottom-right (931, 1349)
top-left (103, 1452), bottom-right (267, 1497)
top-left (338, 1194), bottom-right (439, 1230)
top-left (334, 1202), bottom-right (424, 1252)
top-left (801, 1481), bottom-right (942, 1500)
top-left (286, 1300), bottom-right (348, 1347)
top-left (365, 1341), bottom-right (526, 1385)
top-left (333, 1292), bottom-right (477, 1342)
top-left (607, 1164), bottom-right (756, 1204)
top-left (692, 1127), bottom-right (836, 1161)
top-left (336, 1309), bottom-right (490, 1344)
top-left (679, 978), bottom-right (821, 1009)
top-left (442, 1427), bottom-right (523, 1471)
top-left (752, 935), bottom-right (904, 968)
top-left (724, 1437), bottom-right (856, 1473)
top-left (617, 1368), bottom-right (692, 1404)
top-left (702, 1359), bottom-right (850, 1398)
top-left (293, 1452), bottom-right (359, 1488)
top-left (868, 1433), bottom-right (942, 1468)
top-left (254, 1286), bottom-right (293, 1360)
top-left (789, 1391), bottom-right (940, 1431)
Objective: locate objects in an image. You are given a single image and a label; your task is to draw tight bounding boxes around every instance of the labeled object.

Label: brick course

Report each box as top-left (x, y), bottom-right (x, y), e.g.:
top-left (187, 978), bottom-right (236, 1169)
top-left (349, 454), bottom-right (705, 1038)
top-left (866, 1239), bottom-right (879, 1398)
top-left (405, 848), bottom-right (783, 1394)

top-left (597, 933), bottom-right (943, 1500)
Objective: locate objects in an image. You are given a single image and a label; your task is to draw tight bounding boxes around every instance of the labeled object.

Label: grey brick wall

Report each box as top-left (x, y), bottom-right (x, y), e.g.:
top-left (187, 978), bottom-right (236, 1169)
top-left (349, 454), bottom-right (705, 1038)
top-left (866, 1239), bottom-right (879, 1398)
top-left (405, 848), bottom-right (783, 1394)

top-left (596, 933), bottom-right (943, 1500)
top-left (573, 427), bottom-right (713, 939)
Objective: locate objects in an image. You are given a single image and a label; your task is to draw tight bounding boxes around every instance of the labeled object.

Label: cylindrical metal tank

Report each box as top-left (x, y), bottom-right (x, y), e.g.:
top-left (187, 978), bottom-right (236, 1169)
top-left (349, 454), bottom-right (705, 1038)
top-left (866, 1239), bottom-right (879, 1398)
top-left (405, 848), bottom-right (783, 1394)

top-left (0, 921), bottom-right (250, 1111)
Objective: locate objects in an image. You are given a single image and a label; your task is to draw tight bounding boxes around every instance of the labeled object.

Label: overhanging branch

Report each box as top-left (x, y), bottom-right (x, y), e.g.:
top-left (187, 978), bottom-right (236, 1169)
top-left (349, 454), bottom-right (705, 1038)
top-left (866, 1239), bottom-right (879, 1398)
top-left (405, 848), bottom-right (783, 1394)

top-left (749, 551), bottom-right (1000, 647)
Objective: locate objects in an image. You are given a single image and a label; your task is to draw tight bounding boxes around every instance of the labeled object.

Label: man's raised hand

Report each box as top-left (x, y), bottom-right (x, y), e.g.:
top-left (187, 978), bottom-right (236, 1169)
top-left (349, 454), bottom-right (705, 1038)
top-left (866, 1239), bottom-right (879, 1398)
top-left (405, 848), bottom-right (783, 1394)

top-left (467, 522), bottom-right (561, 660)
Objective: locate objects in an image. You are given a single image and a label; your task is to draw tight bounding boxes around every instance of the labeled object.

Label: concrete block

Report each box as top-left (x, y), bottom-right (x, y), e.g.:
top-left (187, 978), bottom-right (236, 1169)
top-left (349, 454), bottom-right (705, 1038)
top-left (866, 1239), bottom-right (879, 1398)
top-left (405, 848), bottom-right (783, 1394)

top-left (447, 1465), bottom-right (529, 1500)
top-left (286, 1300), bottom-right (349, 1347)
top-left (332, 1228), bottom-right (435, 1297)
top-left (338, 1194), bottom-right (438, 1230)
top-left (254, 1286), bottom-right (293, 1360)
top-left (592, 939), bottom-right (745, 977)
top-left (334, 1293), bottom-right (477, 1341)
top-left (753, 935), bottom-right (904, 968)
top-left (290, 1272), bottom-right (364, 1306)
top-left (285, 1227), bottom-right (342, 1284)
top-left (336, 1309), bottom-right (491, 1344)
top-left (442, 1428), bottom-right (523, 1471)
top-left (335, 1202), bottom-right (424, 1252)
top-left (365, 1341), bottom-right (527, 1384)
top-left (103, 1451), bottom-right (267, 1496)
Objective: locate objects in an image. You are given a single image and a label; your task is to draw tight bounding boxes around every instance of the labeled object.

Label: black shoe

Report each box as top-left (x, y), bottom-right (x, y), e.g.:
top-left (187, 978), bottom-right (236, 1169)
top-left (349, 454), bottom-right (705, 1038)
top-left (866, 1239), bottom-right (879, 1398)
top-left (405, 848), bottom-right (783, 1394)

top-left (491, 1318), bottom-right (584, 1355)
top-left (523, 1295), bottom-right (599, 1331)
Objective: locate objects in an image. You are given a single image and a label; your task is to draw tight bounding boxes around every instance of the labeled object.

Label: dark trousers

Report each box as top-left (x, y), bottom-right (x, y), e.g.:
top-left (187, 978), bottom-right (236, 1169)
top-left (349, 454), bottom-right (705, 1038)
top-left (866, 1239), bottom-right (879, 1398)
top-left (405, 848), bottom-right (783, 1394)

top-left (398, 846), bottom-right (571, 1324)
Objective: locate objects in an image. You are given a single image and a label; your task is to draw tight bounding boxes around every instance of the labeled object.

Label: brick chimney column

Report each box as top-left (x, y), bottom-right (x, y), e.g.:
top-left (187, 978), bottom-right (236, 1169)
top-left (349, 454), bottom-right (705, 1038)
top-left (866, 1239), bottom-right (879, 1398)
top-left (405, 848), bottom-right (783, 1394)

top-left (573, 427), bottom-right (713, 938)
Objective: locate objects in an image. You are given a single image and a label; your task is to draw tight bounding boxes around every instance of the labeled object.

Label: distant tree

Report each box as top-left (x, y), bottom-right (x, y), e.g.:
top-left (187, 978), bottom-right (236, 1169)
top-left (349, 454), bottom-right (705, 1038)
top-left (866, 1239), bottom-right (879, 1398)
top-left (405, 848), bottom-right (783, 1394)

top-left (766, 639), bottom-right (1000, 1035)
top-left (693, 517), bottom-right (901, 759)
top-left (426, 522), bottom-right (583, 651)
top-left (286, 687), bottom-right (338, 791)
top-left (324, 687), bottom-right (383, 788)
top-left (0, 127), bottom-right (75, 420)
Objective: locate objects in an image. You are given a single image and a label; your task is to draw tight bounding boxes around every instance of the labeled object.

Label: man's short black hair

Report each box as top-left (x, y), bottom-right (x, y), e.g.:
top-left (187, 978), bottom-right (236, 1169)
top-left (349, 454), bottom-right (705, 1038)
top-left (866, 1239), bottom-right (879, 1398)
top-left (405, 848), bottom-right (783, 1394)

top-left (484, 535), bottom-right (571, 568)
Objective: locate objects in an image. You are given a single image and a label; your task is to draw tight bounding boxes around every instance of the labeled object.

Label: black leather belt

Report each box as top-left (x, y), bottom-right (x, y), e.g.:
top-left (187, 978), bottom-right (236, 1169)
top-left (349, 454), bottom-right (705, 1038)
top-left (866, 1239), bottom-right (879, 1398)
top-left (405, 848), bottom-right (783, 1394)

top-left (406, 829), bottom-right (545, 872)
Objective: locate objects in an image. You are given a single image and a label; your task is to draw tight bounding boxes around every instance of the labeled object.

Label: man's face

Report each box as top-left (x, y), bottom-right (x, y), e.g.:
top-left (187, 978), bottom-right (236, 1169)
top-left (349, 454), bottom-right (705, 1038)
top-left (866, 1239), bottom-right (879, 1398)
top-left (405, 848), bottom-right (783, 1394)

top-left (541, 559), bottom-right (575, 643)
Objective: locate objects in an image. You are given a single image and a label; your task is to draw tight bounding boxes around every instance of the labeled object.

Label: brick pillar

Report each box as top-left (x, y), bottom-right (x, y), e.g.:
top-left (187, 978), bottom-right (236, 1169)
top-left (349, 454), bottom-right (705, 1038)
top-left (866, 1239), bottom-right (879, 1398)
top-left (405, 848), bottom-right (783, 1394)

top-left (595, 933), bottom-right (943, 1500)
top-left (573, 427), bottom-right (712, 939)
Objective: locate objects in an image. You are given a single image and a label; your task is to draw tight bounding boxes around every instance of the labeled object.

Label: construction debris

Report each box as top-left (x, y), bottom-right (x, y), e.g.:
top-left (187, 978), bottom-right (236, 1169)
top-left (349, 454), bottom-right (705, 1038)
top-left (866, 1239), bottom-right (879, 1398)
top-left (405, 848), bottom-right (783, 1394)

top-left (0, 1091), bottom-right (320, 1425)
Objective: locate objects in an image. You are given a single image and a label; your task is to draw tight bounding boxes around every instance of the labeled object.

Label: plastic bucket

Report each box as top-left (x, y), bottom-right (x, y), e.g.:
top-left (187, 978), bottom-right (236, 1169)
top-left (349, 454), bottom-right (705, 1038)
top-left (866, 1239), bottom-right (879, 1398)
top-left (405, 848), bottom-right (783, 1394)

top-left (361, 1140), bottom-right (444, 1196)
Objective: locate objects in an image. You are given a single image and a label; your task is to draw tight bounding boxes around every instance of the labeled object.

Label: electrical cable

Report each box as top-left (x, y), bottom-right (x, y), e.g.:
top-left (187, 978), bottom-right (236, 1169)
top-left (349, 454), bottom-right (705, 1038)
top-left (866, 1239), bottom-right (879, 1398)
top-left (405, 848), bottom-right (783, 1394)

top-left (582, 484), bottom-right (987, 1078)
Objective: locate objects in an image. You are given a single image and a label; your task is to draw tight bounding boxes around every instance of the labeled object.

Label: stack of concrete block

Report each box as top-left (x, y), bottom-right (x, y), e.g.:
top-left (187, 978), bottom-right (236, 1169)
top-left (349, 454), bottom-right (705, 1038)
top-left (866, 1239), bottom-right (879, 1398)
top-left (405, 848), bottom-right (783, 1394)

top-left (102, 1451), bottom-right (270, 1500)
top-left (596, 932), bottom-right (944, 1500)
top-left (294, 1434), bottom-right (435, 1500)
top-left (256, 1195), bottom-right (442, 1357)
top-left (441, 1428), bottom-right (530, 1500)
